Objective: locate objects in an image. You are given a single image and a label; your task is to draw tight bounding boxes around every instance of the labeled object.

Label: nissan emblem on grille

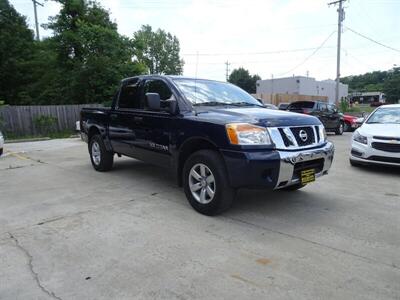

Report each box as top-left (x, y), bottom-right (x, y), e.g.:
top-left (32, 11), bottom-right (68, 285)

top-left (299, 130), bottom-right (308, 142)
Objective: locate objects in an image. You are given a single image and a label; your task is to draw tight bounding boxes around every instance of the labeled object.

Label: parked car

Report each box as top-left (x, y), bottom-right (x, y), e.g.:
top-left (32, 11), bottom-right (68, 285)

top-left (0, 130), bottom-right (3, 156)
top-left (350, 104), bottom-right (400, 167)
top-left (278, 103), bottom-right (290, 110)
top-left (263, 103), bottom-right (278, 110)
top-left (343, 114), bottom-right (359, 132)
top-left (286, 101), bottom-right (344, 135)
top-left (81, 75), bottom-right (334, 215)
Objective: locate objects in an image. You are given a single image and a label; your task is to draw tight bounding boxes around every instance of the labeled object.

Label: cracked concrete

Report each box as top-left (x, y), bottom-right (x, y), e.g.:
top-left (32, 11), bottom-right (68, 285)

top-left (8, 233), bottom-right (62, 300)
top-left (0, 136), bottom-right (400, 299)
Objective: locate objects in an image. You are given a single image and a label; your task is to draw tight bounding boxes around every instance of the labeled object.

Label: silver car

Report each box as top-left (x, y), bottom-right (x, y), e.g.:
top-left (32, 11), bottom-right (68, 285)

top-left (350, 104), bottom-right (400, 167)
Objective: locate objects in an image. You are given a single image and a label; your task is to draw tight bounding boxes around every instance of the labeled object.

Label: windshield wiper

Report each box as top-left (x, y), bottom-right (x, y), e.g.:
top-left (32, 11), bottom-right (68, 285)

top-left (228, 102), bottom-right (262, 107)
top-left (193, 101), bottom-right (229, 106)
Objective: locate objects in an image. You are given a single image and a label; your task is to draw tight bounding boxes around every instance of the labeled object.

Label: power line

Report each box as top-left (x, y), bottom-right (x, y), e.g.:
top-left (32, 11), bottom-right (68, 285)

top-left (182, 46), bottom-right (336, 57)
top-left (345, 26), bottom-right (400, 53)
top-left (278, 30), bottom-right (336, 76)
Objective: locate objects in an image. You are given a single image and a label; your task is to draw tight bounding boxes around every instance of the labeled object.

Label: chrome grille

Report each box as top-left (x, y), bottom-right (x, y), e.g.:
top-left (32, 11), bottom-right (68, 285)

top-left (290, 127), bottom-right (315, 146)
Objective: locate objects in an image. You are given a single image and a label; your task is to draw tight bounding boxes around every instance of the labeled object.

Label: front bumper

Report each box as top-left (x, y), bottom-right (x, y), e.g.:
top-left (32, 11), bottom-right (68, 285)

top-left (221, 142), bottom-right (334, 189)
top-left (350, 140), bottom-right (400, 167)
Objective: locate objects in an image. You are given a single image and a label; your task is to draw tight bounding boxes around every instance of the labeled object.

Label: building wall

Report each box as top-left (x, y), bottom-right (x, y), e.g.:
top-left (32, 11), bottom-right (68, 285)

top-left (256, 76), bottom-right (348, 103)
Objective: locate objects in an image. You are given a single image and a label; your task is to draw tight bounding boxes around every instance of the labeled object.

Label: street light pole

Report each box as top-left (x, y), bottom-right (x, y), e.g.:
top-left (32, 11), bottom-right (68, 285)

top-left (32, 0), bottom-right (44, 41)
top-left (329, 0), bottom-right (346, 104)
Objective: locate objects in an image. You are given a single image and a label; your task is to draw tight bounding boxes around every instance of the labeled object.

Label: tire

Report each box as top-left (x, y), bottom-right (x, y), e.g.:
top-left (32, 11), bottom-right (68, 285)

top-left (335, 121), bottom-right (344, 135)
top-left (183, 150), bottom-right (235, 215)
top-left (280, 183), bottom-right (306, 191)
top-left (0, 148), bottom-right (3, 157)
top-left (89, 134), bottom-right (114, 171)
top-left (344, 122), bottom-right (350, 132)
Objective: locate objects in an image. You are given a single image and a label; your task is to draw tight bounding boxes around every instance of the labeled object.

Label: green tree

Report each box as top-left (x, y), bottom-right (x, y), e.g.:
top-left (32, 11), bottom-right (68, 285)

top-left (383, 67), bottom-right (400, 103)
top-left (132, 25), bottom-right (184, 75)
top-left (228, 67), bottom-right (261, 93)
top-left (0, 0), bottom-right (35, 105)
top-left (43, 0), bottom-right (146, 104)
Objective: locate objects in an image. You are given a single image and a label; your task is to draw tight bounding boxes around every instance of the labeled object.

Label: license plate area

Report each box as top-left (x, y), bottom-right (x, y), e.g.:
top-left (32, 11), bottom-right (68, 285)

top-left (300, 169), bottom-right (315, 184)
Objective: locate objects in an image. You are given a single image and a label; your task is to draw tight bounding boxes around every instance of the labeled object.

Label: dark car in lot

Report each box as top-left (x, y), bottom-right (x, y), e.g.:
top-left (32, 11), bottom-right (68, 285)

top-left (286, 101), bottom-right (344, 135)
top-left (81, 75), bottom-right (334, 215)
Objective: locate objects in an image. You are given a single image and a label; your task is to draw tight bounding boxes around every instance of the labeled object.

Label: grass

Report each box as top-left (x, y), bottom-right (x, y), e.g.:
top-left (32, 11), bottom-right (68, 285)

top-left (4, 130), bottom-right (77, 141)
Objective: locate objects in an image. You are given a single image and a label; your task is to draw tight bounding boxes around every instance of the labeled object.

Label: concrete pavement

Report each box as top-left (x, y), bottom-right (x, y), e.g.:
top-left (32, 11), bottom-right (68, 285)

top-left (0, 134), bottom-right (399, 299)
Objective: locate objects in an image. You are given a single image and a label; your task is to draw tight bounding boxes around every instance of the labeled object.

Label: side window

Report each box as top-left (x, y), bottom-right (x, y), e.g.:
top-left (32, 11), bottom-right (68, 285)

top-left (328, 104), bottom-right (336, 113)
top-left (319, 103), bottom-right (328, 112)
top-left (118, 79), bottom-right (141, 109)
top-left (144, 80), bottom-right (172, 101)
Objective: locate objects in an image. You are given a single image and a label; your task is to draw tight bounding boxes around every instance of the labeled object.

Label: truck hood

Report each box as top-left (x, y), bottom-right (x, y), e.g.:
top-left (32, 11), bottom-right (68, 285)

top-left (192, 107), bottom-right (321, 127)
top-left (358, 123), bottom-right (400, 138)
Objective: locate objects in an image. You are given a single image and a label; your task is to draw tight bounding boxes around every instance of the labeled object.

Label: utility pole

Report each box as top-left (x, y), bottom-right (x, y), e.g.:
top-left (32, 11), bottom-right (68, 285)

top-left (32, 0), bottom-right (44, 41)
top-left (329, 0), bottom-right (346, 104)
top-left (225, 61), bottom-right (231, 81)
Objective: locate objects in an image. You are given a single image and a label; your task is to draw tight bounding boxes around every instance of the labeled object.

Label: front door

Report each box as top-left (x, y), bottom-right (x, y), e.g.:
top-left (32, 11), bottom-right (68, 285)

top-left (128, 78), bottom-right (175, 168)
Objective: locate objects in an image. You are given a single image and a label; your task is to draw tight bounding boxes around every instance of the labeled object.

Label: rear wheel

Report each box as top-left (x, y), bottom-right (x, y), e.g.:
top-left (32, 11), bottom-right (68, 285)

top-left (344, 122), bottom-right (350, 132)
top-left (183, 150), bottom-right (235, 215)
top-left (89, 134), bottom-right (114, 171)
top-left (335, 121), bottom-right (344, 135)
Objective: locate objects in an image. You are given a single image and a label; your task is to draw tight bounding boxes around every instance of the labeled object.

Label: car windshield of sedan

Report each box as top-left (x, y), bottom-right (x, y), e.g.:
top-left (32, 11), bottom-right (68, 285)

top-left (173, 79), bottom-right (262, 107)
top-left (367, 107), bottom-right (400, 124)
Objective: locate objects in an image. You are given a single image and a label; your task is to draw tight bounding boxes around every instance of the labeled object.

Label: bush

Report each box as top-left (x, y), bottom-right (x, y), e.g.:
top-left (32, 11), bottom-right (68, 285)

top-left (33, 115), bottom-right (58, 135)
top-left (340, 99), bottom-right (349, 113)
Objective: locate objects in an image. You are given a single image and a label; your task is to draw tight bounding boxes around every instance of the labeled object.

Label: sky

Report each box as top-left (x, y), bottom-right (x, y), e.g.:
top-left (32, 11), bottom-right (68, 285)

top-left (10, 0), bottom-right (400, 82)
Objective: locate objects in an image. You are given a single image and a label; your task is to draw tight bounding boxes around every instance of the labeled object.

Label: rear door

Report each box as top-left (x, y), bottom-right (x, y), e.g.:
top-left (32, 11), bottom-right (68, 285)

top-left (108, 78), bottom-right (142, 156)
top-left (317, 102), bottom-right (329, 128)
top-left (327, 104), bottom-right (340, 129)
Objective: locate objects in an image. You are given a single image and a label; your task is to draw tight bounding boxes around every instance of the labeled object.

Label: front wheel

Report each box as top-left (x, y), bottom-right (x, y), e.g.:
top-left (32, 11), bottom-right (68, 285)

top-left (89, 134), bottom-right (114, 171)
top-left (183, 150), bottom-right (235, 215)
top-left (335, 121), bottom-right (344, 135)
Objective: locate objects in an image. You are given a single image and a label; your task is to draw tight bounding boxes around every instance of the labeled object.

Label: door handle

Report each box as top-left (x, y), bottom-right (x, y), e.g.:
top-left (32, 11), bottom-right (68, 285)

top-left (110, 113), bottom-right (118, 120)
top-left (134, 116), bottom-right (143, 123)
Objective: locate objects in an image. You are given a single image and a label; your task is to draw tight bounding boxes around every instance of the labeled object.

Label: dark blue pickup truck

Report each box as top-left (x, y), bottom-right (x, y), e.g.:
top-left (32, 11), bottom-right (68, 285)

top-left (81, 75), bottom-right (334, 215)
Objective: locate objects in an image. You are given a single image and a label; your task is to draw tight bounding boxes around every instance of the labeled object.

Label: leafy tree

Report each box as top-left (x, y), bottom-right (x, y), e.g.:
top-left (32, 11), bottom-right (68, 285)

top-left (383, 67), bottom-right (400, 103)
top-left (0, 0), bottom-right (35, 105)
top-left (342, 68), bottom-right (400, 103)
top-left (228, 67), bottom-right (261, 93)
top-left (42, 0), bottom-right (146, 104)
top-left (132, 25), bottom-right (184, 75)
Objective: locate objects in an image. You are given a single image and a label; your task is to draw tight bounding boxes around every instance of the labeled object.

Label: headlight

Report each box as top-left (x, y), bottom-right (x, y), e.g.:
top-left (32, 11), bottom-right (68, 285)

top-left (319, 126), bottom-right (327, 142)
top-left (353, 131), bottom-right (368, 144)
top-left (226, 123), bottom-right (272, 145)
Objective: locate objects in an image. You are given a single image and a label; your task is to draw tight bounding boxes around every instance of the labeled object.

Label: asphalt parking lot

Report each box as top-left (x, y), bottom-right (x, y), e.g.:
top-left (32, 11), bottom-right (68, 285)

top-left (0, 133), bottom-right (399, 300)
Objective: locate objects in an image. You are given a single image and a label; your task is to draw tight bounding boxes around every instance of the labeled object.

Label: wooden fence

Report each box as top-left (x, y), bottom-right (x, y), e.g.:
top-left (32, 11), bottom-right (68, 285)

top-left (0, 104), bottom-right (102, 136)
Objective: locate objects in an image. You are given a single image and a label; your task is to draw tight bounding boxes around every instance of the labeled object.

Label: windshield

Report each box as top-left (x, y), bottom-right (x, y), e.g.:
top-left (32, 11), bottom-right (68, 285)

top-left (366, 107), bottom-right (400, 124)
top-left (173, 79), bottom-right (262, 107)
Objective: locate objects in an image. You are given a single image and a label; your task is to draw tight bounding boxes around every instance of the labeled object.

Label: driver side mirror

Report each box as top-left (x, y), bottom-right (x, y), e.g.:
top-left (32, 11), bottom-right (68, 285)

top-left (145, 93), bottom-right (161, 110)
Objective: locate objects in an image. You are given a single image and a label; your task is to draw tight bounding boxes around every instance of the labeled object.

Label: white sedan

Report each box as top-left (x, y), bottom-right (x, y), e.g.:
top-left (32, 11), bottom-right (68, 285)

top-left (0, 130), bottom-right (4, 156)
top-left (350, 104), bottom-right (400, 167)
